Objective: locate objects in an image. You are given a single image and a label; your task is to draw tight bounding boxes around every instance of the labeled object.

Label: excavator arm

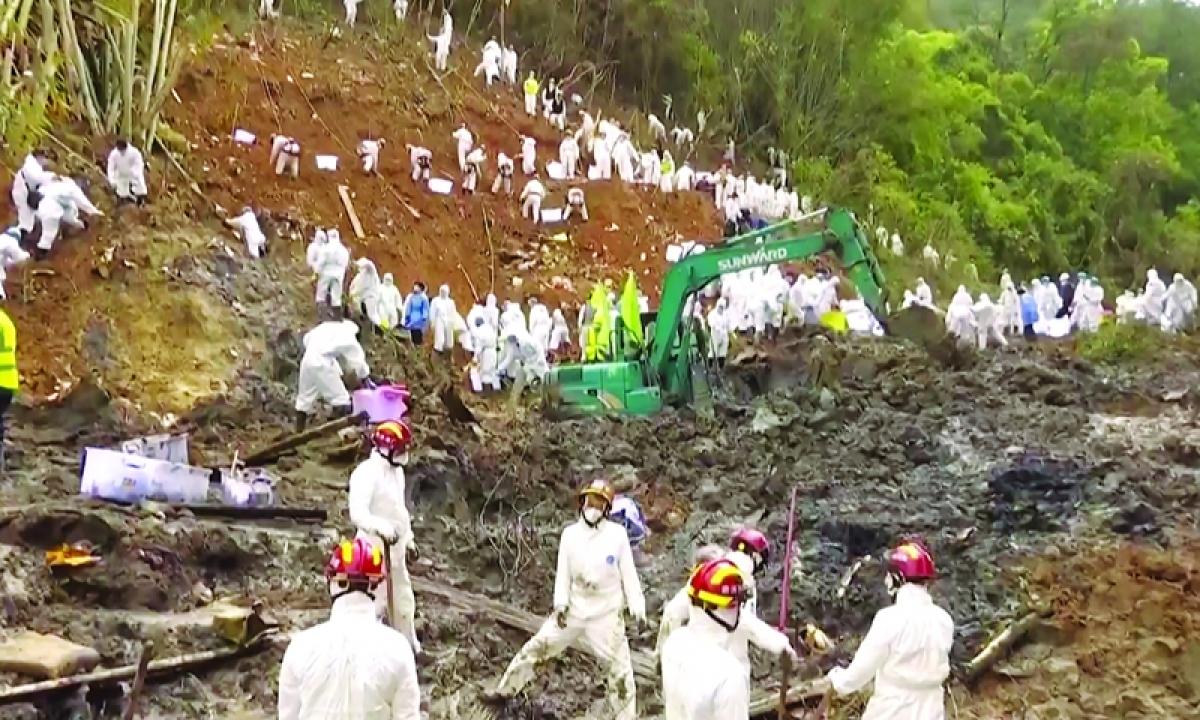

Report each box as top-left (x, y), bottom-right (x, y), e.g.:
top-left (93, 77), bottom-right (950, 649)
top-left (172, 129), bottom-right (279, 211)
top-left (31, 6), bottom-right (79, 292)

top-left (646, 207), bottom-right (889, 396)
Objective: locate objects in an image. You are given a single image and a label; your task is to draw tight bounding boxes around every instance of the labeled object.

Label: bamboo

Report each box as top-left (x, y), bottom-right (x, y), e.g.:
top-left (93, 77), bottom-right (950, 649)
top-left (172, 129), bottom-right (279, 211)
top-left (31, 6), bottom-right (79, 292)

top-left (121, 0), bottom-right (139, 138)
top-left (963, 610), bottom-right (1052, 683)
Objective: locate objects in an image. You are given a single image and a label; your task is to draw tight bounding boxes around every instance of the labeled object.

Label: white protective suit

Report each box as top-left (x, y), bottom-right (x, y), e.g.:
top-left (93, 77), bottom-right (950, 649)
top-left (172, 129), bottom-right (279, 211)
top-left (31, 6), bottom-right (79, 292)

top-left (592, 135), bottom-right (613, 180)
top-left (227, 208), bottom-right (267, 259)
top-left (661, 605), bottom-right (752, 720)
top-left (502, 47), bottom-right (518, 85)
top-left (452, 125), bottom-right (473, 173)
top-left (1115, 290), bottom-right (1141, 324)
top-left (492, 152), bottom-right (515, 195)
top-left (343, 0), bottom-right (361, 26)
top-left (36, 177), bottom-right (103, 252)
top-left (484, 294), bottom-right (501, 331)
top-left (915, 278), bottom-right (934, 307)
top-left (348, 259), bottom-right (382, 324)
top-left (474, 40), bottom-right (501, 85)
top-left (560, 135), bottom-right (580, 179)
top-left (707, 300), bottom-right (730, 361)
top-left (827, 584), bottom-right (953, 720)
top-left (549, 309), bottom-right (571, 351)
top-left (270, 135), bottom-right (301, 178)
top-left (1072, 279), bottom-right (1104, 333)
top-left (359, 139), bottom-right (382, 174)
top-left (408, 145), bottom-right (432, 182)
top-left (661, 608), bottom-right (750, 720)
top-left (376, 274), bottom-right (404, 331)
top-left (528, 300), bottom-right (553, 353)
top-left (314, 231), bottom-right (350, 307)
top-left (563, 188), bottom-right (588, 222)
top-left (294, 320), bottom-right (369, 413)
top-left (675, 164), bottom-right (694, 192)
top-left (890, 233), bottom-right (904, 256)
top-left (1141, 269), bottom-right (1167, 325)
top-left (277, 593), bottom-right (419, 720)
top-left (494, 517), bottom-right (645, 720)
top-left (429, 285), bottom-right (459, 353)
top-left (496, 329), bottom-right (549, 383)
top-left (521, 178), bottom-right (545, 222)
top-left (670, 126), bottom-right (694, 147)
top-left (348, 451), bottom-right (420, 652)
top-left (428, 29), bottom-right (450, 72)
top-left (393, 0), bottom-right (407, 20)
top-left (971, 294), bottom-right (1007, 349)
top-left (106, 143), bottom-right (147, 201)
top-left (0, 228), bottom-right (31, 300)
top-left (1162, 274), bottom-right (1197, 332)
top-left (11, 154), bottom-right (54, 233)
top-left (1036, 278), bottom-right (1062, 321)
top-left (999, 282), bottom-right (1022, 334)
top-left (520, 136), bottom-right (537, 176)
top-left (306, 229), bottom-right (327, 273)
top-left (944, 286), bottom-right (975, 342)
top-left (463, 147), bottom-right (486, 193)
top-left (469, 318), bottom-right (500, 392)
top-left (639, 151), bottom-right (660, 188)
top-left (923, 244), bottom-right (941, 267)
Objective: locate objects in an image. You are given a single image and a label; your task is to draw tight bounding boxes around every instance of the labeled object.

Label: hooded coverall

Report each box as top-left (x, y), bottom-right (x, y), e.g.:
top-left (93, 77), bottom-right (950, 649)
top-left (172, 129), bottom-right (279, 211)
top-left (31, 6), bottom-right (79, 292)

top-left (827, 584), bottom-right (952, 720)
top-left (270, 135), bottom-right (301, 178)
top-left (520, 137), bottom-right (537, 176)
top-left (227, 209), bottom-right (267, 259)
top-left (492, 153), bottom-right (514, 195)
top-left (707, 303), bottom-right (730, 361)
top-left (469, 320), bottom-right (500, 392)
top-left (0, 229), bottom-right (30, 300)
top-left (11, 155), bottom-right (53, 234)
top-left (452, 127), bottom-right (473, 173)
top-left (306, 231), bottom-right (327, 273)
top-left (348, 259), bottom-right (382, 325)
top-left (1142, 270), bottom-right (1167, 325)
top-left (359, 139), bottom-right (382, 174)
top-left (548, 309), bottom-right (571, 351)
top-left (314, 234), bottom-right (350, 306)
top-left (36, 178), bottom-right (103, 252)
top-left (494, 517), bottom-right (645, 720)
top-left (409, 146), bottom-right (432, 182)
top-left (527, 302), bottom-right (553, 353)
top-left (520, 179), bottom-right (545, 222)
top-left (559, 137), bottom-right (580, 179)
top-left (563, 188), bottom-right (588, 222)
top-left (349, 451), bottom-right (420, 653)
top-left (278, 593), bottom-right (420, 720)
top-left (429, 285), bottom-right (459, 353)
top-left (429, 31), bottom-right (450, 71)
top-left (376, 274), bottom-right (404, 331)
top-left (106, 145), bottom-right (147, 201)
top-left (523, 75), bottom-right (540, 116)
top-left (484, 294), bottom-right (501, 331)
top-left (661, 605), bottom-right (751, 720)
top-left (294, 320), bottom-right (369, 413)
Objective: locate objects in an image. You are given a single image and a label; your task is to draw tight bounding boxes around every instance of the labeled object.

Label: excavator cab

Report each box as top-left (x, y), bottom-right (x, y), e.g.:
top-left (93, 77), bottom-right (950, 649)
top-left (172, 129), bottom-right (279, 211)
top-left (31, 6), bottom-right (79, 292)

top-left (545, 207), bottom-right (891, 417)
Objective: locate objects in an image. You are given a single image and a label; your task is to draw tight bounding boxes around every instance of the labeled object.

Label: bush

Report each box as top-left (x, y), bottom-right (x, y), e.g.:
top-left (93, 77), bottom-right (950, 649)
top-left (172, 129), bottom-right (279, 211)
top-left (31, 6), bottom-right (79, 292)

top-left (1076, 322), bottom-right (1158, 365)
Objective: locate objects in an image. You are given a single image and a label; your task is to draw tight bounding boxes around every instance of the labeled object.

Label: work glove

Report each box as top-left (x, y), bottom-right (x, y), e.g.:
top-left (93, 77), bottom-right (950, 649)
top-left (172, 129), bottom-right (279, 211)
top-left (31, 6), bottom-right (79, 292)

top-left (373, 523), bottom-right (399, 545)
top-left (405, 539), bottom-right (419, 563)
top-left (553, 605), bottom-right (569, 628)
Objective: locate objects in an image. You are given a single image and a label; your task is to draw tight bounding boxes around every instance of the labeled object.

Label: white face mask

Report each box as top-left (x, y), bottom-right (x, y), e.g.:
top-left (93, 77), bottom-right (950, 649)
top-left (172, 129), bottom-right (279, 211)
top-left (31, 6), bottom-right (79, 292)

top-left (395, 451), bottom-right (410, 466)
top-left (582, 507), bottom-right (604, 525)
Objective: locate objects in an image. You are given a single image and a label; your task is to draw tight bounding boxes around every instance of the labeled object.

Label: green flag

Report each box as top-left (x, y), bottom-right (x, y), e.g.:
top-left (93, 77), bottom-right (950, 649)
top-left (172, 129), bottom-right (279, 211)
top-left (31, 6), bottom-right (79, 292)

top-left (586, 283), bottom-right (612, 361)
top-left (619, 272), bottom-right (644, 347)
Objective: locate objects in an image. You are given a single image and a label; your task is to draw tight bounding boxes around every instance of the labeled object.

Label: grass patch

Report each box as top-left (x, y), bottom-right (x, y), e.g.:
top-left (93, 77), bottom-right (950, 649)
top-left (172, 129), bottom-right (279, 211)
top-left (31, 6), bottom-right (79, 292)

top-left (1076, 321), bottom-right (1159, 364)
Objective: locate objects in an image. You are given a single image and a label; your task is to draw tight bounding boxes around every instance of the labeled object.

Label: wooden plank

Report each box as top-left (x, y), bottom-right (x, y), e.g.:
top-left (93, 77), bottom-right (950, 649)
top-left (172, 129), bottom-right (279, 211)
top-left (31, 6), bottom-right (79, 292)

top-left (182, 504), bottom-right (327, 522)
top-left (241, 414), bottom-right (360, 466)
top-left (337, 184), bottom-right (366, 238)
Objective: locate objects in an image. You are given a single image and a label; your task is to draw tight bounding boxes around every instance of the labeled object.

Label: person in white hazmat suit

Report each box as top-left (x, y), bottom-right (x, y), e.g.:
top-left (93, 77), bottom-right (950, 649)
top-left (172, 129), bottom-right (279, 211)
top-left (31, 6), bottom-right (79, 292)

top-left (451, 124), bottom-right (473, 174)
top-left (487, 480), bottom-right (645, 720)
top-left (484, 293), bottom-right (501, 331)
top-left (474, 39), bottom-right (502, 86)
top-left (313, 230), bottom-right (350, 308)
top-left (358, 138), bottom-right (384, 174)
top-left (376, 273), bottom-right (404, 332)
top-left (269, 134), bottom-right (301, 178)
top-left (820, 541), bottom-right (953, 720)
top-left (293, 319), bottom-right (370, 431)
top-left (428, 27), bottom-right (450, 72)
top-left (592, 135), bottom-right (614, 180)
top-left (548, 308), bottom-right (571, 352)
top-left (674, 163), bottom-right (694, 192)
top-left (407, 144), bottom-right (432, 182)
top-left (223, 206), bottom-right (267, 259)
top-left (106, 140), bottom-right (147, 204)
top-left (563, 188), bottom-right (588, 222)
top-left (502, 46), bottom-right (518, 85)
top-left (306, 229), bottom-right (327, 272)
top-left (1072, 277), bottom-right (1104, 333)
top-left (527, 298), bottom-right (553, 353)
top-left (519, 135), bottom-right (537, 176)
top-left (277, 538), bottom-right (419, 720)
top-left (0, 227), bottom-right (31, 300)
top-left (520, 176), bottom-right (545, 222)
top-left (999, 279), bottom-right (1022, 335)
top-left (348, 258), bottom-right (382, 325)
top-left (559, 134), bottom-right (580, 179)
top-left (11, 152), bottom-right (54, 239)
top-left (491, 152), bottom-right (515, 195)
top-left (393, 0), bottom-right (407, 21)
top-left (35, 176), bottom-right (104, 257)
top-left (496, 329), bottom-right (549, 384)
top-left (971, 294), bottom-right (1007, 349)
top-left (428, 285), bottom-right (459, 354)
top-left (915, 278), bottom-right (934, 307)
top-left (707, 299), bottom-right (731, 366)
top-left (1162, 273), bottom-right (1198, 331)
top-left (1036, 276), bottom-right (1061, 321)
top-left (342, 0), bottom-right (361, 27)
top-left (660, 558), bottom-right (753, 720)
top-left (922, 243), bottom-right (940, 267)
top-left (468, 315), bottom-right (501, 392)
top-left (462, 146), bottom-right (486, 194)
top-left (348, 420), bottom-right (422, 653)
top-left (258, 0), bottom-right (279, 18)
top-left (944, 286), bottom-right (975, 343)
top-left (1141, 269), bottom-right (1167, 325)
top-left (1115, 289), bottom-right (1141, 324)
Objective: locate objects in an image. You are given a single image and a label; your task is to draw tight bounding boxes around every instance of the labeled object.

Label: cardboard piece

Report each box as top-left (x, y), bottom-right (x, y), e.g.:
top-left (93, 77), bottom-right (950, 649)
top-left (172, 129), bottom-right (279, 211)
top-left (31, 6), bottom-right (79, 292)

top-left (428, 178), bottom-right (454, 195)
top-left (540, 207), bottom-right (564, 224)
top-left (0, 632), bottom-right (101, 679)
top-left (315, 155), bottom-right (339, 171)
top-left (232, 129), bottom-right (256, 145)
top-left (119, 433), bottom-right (188, 463)
top-left (546, 161), bottom-right (566, 181)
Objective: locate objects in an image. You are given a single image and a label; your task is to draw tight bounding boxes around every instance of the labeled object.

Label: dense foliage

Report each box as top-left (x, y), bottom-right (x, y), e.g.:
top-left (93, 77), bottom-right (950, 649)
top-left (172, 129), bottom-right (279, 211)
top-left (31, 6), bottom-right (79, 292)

top-left (473, 0), bottom-right (1200, 286)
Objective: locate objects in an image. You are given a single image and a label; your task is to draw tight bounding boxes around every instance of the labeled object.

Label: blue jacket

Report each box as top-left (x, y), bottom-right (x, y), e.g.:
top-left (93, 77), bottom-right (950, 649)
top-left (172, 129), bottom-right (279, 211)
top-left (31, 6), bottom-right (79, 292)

top-left (1020, 294), bottom-right (1038, 326)
top-left (404, 291), bottom-right (430, 330)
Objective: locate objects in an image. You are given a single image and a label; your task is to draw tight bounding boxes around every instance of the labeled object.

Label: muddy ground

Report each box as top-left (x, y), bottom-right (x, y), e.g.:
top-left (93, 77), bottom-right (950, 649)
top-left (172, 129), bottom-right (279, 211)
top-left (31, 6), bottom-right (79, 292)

top-left (3, 16), bottom-right (1200, 720)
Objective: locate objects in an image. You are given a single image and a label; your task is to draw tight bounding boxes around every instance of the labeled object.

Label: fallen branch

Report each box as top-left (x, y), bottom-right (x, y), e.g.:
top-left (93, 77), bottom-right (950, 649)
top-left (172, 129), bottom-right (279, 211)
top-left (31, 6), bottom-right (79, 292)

top-left (0, 634), bottom-right (273, 706)
top-left (962, 609), bottom-right (1053, 683)
top-left (120, 643), bottom-right (154, 720)
top-left (457, 263), bottom-right (479, 303)
top-left (481, 205), bottom-right (496, 293)
top-left (240, 414), bottom-right (361, 466)
top-left (182, 504), bottom-right (327, 522)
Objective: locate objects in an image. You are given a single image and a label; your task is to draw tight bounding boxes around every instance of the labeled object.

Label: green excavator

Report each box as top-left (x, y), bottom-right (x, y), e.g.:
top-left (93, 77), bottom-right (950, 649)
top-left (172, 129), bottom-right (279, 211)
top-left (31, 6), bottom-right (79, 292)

top-left (544, 207), bottom-right (892, 416)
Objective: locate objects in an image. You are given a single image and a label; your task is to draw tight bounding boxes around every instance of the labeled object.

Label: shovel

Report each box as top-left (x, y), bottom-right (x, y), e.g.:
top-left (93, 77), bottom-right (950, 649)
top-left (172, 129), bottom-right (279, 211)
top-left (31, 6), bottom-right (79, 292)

top-left (382, 541), bottom-right (398, 629)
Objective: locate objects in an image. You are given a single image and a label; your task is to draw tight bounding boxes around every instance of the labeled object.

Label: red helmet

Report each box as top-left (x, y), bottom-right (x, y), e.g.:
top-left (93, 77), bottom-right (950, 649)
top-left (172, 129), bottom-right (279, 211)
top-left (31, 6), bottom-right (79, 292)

top-left (730, 528), bottom-right (770, 570)
top-left (372, 420), bottom-right (413, 454)
top-left (687, 558), bottom-right (747, 610)
top-left (325, 538), bottom-right (386, 584)
top-left (887, 541), bottom-right (936, 583)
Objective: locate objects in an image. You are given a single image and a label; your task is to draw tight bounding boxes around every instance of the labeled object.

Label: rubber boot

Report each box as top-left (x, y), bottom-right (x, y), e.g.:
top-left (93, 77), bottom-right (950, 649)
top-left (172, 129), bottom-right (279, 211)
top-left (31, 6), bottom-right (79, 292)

top-left (294, 411), bottom-right (308, 433)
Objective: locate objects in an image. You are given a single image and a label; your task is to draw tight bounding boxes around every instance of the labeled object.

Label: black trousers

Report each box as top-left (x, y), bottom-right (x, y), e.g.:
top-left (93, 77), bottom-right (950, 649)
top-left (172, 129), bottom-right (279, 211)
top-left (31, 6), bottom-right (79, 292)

top-left (410, 328), bottom-right (424, 345)
top-left (0, 388), bottom-right (12, 444)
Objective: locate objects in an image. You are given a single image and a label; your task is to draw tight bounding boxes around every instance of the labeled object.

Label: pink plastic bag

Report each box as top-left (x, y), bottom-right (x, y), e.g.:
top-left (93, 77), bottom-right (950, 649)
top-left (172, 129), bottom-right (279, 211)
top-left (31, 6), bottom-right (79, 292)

top-left (352, 384), bottom-right (411, 423)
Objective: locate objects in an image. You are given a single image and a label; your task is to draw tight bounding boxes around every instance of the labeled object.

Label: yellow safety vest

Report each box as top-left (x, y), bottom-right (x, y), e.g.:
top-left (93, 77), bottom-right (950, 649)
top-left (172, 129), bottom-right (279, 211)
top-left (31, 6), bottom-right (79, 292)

top-left (0, 309), bottom-right (18, 390)
top-left (523, 78), bottom-right (539, 96)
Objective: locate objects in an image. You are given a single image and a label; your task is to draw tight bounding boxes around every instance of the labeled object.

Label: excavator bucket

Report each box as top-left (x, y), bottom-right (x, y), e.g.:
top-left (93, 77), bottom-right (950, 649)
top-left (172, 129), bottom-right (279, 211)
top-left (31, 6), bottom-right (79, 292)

top-left (886, 305), bottom-right (973, 367)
